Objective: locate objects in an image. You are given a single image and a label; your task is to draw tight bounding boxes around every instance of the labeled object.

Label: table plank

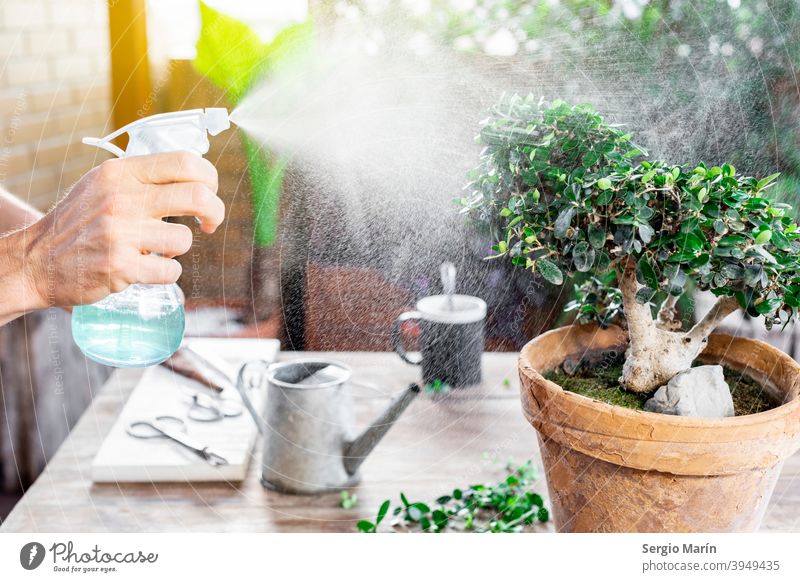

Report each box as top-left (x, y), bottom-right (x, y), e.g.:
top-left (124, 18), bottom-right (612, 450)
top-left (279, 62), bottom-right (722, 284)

top-left (2, 352), bottom-right (799, 532)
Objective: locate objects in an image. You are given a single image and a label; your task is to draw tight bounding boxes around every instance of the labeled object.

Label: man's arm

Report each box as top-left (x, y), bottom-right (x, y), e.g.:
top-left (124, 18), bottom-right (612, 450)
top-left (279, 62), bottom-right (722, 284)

top-left (0, 189), bottom-right (46, 325)
top-left (0, 188), bottom-right (44, 233)
top-left (0, 152), bottom-right (225, 326)
top-left (0, 227), bottom-right (42, 325)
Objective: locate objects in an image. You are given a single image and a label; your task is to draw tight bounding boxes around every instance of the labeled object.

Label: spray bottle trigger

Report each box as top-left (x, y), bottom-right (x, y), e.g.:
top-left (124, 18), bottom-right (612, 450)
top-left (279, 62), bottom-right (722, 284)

top-left (82, 136), bottom-right (126, 158)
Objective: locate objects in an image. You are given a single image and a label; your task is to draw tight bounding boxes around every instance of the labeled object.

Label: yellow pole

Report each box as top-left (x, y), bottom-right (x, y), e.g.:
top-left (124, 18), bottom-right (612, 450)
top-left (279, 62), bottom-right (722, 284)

top-left (107, 0), bottom-right (152, 148)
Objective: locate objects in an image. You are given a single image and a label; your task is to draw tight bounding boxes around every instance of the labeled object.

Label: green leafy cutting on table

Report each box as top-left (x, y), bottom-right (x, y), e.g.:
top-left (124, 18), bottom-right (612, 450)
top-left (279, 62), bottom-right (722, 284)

top-left (340, 490), bottom-right (358, 509)
top-left (424, 379), bottom-right (451, 395)
top-left (357, 460), bottom-right (549, 533)
top-left (357, 500), bottom-right (390, 533)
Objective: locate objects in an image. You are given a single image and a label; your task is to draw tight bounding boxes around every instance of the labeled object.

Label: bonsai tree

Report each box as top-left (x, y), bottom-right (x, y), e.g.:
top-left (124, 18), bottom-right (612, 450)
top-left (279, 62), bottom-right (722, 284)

top-left (460, 95), bottom-right (800, 393)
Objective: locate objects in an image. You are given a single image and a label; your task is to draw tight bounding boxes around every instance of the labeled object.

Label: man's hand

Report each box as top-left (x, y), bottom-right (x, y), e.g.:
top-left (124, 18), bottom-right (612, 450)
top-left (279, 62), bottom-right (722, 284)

top-left (18, 151), bottom-right (224, 310)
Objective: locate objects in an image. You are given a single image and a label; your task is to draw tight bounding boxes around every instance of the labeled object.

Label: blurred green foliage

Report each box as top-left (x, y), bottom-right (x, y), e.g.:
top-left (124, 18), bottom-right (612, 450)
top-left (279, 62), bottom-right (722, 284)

top-left (193, 1), bottom-right (313, 246)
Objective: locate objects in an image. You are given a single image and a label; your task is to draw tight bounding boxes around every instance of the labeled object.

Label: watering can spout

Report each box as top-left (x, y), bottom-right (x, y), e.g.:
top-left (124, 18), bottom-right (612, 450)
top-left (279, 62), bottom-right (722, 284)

top-left (343, 383), bottom-right (421, 476)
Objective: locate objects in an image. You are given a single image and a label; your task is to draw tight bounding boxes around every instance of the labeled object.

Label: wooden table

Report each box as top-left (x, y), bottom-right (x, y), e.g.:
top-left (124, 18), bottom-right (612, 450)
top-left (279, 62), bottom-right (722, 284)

top-left (2, 352), bottom-right (799, 532)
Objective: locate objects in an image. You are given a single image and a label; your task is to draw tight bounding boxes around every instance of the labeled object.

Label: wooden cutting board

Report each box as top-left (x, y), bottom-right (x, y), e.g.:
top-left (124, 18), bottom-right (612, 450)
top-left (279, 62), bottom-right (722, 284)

top-left (91, 338), bottom-right (279, 483)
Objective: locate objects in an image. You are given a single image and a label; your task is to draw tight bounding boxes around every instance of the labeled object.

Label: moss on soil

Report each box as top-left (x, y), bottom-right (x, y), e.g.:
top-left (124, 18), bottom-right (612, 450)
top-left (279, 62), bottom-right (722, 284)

top-left (544, 352), bottom-right (776, 416)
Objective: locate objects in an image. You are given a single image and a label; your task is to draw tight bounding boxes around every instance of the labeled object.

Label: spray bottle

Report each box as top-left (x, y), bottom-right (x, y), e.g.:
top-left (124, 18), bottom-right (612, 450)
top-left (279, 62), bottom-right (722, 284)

top-left (73, 108), bottom-right (231, 368)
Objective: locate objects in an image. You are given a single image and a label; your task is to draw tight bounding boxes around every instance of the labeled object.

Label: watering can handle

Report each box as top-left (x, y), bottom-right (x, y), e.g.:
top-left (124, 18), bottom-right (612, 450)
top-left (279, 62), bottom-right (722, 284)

top-left (234, 360), bottom-right (271, 435)
top-left (391, 311), bottom-right (423, 366)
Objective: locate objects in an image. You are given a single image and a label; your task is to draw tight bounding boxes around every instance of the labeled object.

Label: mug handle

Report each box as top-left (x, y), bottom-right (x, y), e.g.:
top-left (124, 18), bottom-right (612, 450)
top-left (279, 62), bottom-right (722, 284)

top-left (392, 311), bottom-right (423, 366)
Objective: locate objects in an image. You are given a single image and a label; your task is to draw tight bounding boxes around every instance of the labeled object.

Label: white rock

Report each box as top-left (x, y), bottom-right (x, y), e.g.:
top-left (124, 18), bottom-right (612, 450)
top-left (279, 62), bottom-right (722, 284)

top-left (644, 365), bottom-right (735, 418)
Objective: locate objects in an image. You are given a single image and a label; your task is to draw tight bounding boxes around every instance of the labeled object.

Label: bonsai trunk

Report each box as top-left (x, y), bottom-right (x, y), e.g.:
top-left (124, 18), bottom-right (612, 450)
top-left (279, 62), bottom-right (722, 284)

top-left (617, 259), bottom-right (740, 393)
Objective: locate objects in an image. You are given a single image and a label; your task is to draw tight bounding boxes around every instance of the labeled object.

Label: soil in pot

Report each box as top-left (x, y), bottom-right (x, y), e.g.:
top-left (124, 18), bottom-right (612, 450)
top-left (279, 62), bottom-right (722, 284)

top-left (544, 349), bottom-right (777, 416)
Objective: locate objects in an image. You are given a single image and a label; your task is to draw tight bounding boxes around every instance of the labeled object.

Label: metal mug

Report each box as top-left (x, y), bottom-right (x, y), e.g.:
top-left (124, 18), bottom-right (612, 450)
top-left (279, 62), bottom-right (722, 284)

top-left (392, 294), bottom-right (487, 387)
top-left (236, 359), bottom-right (419, 494)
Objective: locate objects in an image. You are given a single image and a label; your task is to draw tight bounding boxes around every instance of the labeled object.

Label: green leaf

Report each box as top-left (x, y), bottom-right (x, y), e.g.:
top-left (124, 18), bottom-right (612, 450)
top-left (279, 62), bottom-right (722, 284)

top-left (432, 509), bottom-right (449, 530)
top-left (623, 148), bottom-right (644, 158)
top-left (638, 223), bottom-right (655, 244)
top-left (638, 256), bottom-right (659, 290)
top-left (537, 507), bottom-right (550, 523)
top-left (598, 141), bottom-right (615, 154)
top-left (340, 491), bottom-right (358, 509)
top-left (755, 298), bottom-right (782, 315)
top-left (595, 189), bottom-right (614, 205)
top-left (357, 520), bottom-right (375, 533)
top-left (755, 230), bottom-right (773, 245)
top-left (756, 173), bottom-right (780, 191)
top-left (554, 207), bottom-right (575, 238)
top-left (668, 249), bottom-right (693, 263)
top-left (587, 223), bottom-right (606, 249)
top-left (771, 230), bottom-right (791, 251)
top-left (597, 177), bottom-right (613, 190)
top-left (718, 235), bottom-right (746, 247)
top-left (572, 241), bottom-right (595, 272)
top-left (536, 258), bottom-right (564, 285)
top-left (680, 232), bottom-right (705, 252)
top-left (749, 245), bottom-right (777, 264)
top-left (720, 263), bottom-right (744, 281)
top-left (583, 151), bottom-right (600, 165)
top-left (414, 502), bottom-right (431, 514)
top-left (407, 503), bottom-right (430, 522)
top-left (376, 499), bottom-right (391, 525)
top-left (743, 265), bottom-right (763, 287)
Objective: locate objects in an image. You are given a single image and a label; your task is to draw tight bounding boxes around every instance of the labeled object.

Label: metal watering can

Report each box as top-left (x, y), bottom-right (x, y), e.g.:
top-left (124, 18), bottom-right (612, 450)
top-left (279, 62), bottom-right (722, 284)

top-left (235, 359), bottom-right (420, 494)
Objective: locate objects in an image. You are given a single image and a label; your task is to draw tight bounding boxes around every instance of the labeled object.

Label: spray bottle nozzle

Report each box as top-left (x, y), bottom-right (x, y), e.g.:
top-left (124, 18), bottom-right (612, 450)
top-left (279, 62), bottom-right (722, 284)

top-left (204, 107), bottom-right (230, 135)
top-left (83, 108), bottom-right (231, 158)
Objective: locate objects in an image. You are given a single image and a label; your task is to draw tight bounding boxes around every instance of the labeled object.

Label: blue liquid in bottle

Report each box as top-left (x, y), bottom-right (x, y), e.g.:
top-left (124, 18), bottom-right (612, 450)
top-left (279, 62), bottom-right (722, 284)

top-left (72, 284), bottom-right (185, 368)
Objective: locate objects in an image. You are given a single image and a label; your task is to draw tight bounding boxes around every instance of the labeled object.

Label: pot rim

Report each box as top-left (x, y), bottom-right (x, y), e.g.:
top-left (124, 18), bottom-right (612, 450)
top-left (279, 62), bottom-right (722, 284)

top-left (519, 325), bottom-right (800, 430)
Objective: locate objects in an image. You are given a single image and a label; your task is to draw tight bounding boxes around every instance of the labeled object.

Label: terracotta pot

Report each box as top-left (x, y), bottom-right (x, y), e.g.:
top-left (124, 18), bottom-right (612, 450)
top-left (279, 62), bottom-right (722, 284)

top-left (518, 324), bottom-right (800, 532)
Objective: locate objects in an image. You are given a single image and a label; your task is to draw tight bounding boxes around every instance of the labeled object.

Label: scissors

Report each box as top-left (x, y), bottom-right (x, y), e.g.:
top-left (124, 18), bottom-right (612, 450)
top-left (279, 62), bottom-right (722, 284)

top-left (185, 391), bottom-right (243, 422)
top-left (126, 415), bottom-right (228, 466)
